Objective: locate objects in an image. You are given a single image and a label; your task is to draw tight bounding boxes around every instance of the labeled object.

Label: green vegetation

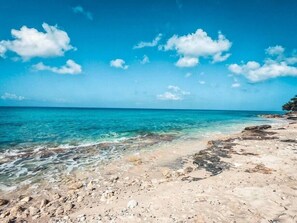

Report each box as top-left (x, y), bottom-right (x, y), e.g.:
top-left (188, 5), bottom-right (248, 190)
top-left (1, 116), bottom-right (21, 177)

top-left (282, 95), bottom-right (297, 111)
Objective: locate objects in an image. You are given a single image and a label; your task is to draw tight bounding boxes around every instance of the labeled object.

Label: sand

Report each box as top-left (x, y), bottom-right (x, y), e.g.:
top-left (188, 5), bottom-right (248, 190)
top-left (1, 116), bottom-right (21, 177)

top-left (0, 117), bottom-right (297, 223)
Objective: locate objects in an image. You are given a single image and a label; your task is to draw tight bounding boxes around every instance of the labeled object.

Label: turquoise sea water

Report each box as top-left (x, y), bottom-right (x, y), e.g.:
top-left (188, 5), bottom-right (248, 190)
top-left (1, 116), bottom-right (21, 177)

top-left (0, 107), bottom-right (282, 190)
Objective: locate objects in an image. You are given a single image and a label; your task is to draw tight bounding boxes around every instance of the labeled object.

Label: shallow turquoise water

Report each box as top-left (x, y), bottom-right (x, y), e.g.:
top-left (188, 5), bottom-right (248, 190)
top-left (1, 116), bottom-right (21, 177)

top-left (0, 107), bottom-right (282, 189)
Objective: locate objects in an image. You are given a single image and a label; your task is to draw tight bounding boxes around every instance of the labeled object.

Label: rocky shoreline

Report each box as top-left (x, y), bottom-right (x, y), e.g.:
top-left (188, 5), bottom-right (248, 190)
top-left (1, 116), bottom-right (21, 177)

top-left (1, 114), bottom-right (297, 223)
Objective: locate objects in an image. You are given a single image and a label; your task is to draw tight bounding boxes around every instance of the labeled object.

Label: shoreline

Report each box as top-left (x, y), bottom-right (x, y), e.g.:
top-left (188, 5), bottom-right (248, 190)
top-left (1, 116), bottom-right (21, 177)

top-left (1, 116), bottom-right (297, 222)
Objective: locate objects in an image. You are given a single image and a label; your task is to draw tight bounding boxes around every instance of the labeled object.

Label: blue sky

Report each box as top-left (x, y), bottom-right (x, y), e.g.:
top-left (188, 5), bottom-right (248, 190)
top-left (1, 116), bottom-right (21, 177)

top-left (0, 0), bottom-right (297, 110)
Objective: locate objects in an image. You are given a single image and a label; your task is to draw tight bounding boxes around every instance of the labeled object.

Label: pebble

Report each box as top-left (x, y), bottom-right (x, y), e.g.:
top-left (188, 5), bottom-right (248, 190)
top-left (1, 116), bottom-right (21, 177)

top-left (68, 182), bottom-right (83, 190)
top-left (29, 206), bottom-right (40, 216)
top-left (127, 200), bottom-right (138, 209)
top-left (20, 196), bottom-right (32, 203)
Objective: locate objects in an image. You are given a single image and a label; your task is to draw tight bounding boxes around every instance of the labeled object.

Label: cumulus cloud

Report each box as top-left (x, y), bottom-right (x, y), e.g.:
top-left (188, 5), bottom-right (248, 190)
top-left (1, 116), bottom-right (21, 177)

top-left (1, 93), bottom-right (25, 101)
top-left (266, 45), bottom-right (284, 56)
top-left (157, 85), bottom-right (190, 101)
top-left (72, 6), bottom-right (93, 20)
top-left (140, 55), bottom-right (150, 64)
top-left (198, 80), bottom-right (206, 85)
top-left (33, 59), bottom-right (82, 74)
top-left (110, 59), bottom-right (128, 69)
top-left (0, 23), bottom-right (74, 60)
top-left (162, 29), bottom-right (232, 67)
top-left (228, 45), bottom-right (297, 82)
top-left (133, 33), bottom-right (162, 49)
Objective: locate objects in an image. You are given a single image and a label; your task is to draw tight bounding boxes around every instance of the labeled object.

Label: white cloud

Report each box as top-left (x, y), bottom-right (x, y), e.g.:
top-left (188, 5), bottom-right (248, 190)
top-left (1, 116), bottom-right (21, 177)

top-left (1, 93), bottom-right (25, 101)
top-left (0, 23), bottom-right (74, 60)
top-left (33, 59), bottom-right (82, 74)
top-left (140, 55), bottom-right (150, 64)
top-left (72, 6), bottom-right (93, 20)
top-left (228, 46), bottom-right (297, 82)
top-left (175, 56), bottom-right (198, 67)
top-left (266, 45), bottom-right (284, 56)
top-left (134, 33), bottom-right (162, 49)
top-left (198, 80), bottom-right (206, 85)
top-left (0, 45), bottom-right (6, 57)
top-left (110, 59), bottom-right (128, 69)
top-left (162, 29), bottom-right (232, 67)
top-left (231, 82), bottom-right (240, 88)
top-left (185, 72), bottom-right (192, 78)
top-left (157, 85), bottom-right (190, 101)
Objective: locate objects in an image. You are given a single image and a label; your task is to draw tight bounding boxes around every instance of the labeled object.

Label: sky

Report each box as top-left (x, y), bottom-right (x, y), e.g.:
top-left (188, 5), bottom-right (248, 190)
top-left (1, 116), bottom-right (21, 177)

top-left (0, 0), bottom-right (297, 111)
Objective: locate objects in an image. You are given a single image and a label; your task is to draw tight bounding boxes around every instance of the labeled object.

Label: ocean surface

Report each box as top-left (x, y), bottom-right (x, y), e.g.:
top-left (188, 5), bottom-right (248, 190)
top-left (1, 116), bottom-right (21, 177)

top-left (0, 107), bottom-right (282, 190)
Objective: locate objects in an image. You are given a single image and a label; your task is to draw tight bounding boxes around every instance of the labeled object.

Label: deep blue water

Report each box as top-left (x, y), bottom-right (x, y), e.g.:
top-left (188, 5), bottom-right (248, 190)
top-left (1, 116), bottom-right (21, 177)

top-left (0, 107), bottom-right (282, 189)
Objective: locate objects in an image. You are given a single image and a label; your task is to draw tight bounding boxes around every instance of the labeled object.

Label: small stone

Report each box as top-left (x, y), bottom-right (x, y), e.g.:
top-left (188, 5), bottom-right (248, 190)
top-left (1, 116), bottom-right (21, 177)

top-left (162, 169), bottom-right (172, 178)
top-left (29, 206), bottom-right (39, 216)
top-left (109, 176), bottom-right (119, 183)
top-left (183, 166), bottom-right (193, 174)
top-left (10, 205), bottom-right (23, 216)
top-left (100, 189), bottom-right (115, 201)
top-left (53, 193), bottom-right (61, 200)
top-left (20, 196), bottom-right (32, 203)
top-left (86, 181), bottom-right (95, 190)
top-left (68, 182), bottom-right (83, 190)
top-left (55, 206), bottom-right (64, 215)
top-left (0, 198), bottom-right (9, 206)
top-left (77, 196), bottom-right (83, 202)
top-left (64, 203), bottom-right (74, 211)
top-left (127, 200), bottom-right (138, 209)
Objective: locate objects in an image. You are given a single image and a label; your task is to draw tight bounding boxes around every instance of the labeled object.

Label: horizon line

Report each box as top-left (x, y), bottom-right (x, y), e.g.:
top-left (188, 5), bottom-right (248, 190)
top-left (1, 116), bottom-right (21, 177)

top-left (0, 105), bottom-right (283, 113)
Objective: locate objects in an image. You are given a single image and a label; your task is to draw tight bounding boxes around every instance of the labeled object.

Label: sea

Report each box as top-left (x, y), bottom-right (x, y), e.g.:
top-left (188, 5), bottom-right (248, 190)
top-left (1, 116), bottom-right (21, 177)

top-left (0, 107), bottom-right (282, 191)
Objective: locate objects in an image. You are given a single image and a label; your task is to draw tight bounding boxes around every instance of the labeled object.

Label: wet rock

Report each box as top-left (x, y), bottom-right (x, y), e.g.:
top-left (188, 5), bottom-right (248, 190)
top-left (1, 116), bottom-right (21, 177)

top-left (0, 198), bottom-right (9, 206)
top-left (68, 182), bottom-right (83, 190)
top-left (193, 139), bottom-right (235, 175)
top-left (241, 125), bottom-right (278, 140)
top-left (244, 125), bottom-right (272, 131)
top-left (127, 200), bottom-right (138, 209)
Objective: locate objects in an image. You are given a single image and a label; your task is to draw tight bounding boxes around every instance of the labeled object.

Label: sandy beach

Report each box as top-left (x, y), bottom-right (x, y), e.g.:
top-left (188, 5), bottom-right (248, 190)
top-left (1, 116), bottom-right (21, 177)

top-left (0, 115), bottom-right (297, 223)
